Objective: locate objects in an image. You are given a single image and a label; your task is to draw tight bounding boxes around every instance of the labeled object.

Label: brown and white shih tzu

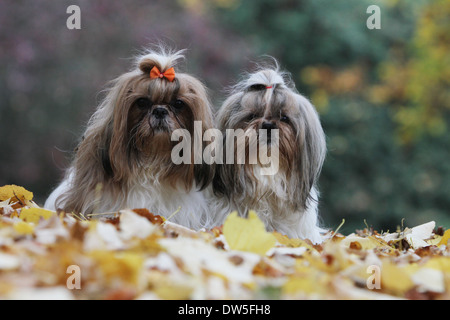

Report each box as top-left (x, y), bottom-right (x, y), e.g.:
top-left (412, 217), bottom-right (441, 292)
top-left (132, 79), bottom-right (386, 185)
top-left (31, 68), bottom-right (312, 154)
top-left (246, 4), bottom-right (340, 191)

top-left (213, 63), bottom-right (327, 243)
top-left (45, 48), bottom-right (216, 230)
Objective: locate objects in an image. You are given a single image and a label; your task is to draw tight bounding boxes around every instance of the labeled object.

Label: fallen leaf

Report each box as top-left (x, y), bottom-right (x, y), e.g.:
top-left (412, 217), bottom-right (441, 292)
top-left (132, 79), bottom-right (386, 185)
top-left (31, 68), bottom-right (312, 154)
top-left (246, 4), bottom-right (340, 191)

top-left (120, 209), bottom-right (157, 240)
top-left (273, 232), bottom-right (315, 251)
top-left (405, 221), bottom-right (436, 249)
top-left (438, 229), bottom-right (450, 246)
top-left (411, 268), bottom-right (445, 293)
top-left (223, 211), bottom-right (277, 255)
top-left (381, 262), bottom-right (415, 294)
top-left (0, 199), bottom-right (15, 216)
top-left (424, 257), bottom-right (450, 273)
top-left (132, 208), bottom-right (165, 225)
top-left (0, 185), bottom-right (33, 203)
top-left (90, 250), bottom-right (144, 285)
top-left (340, 234), bottom-right (386, 250)
top-left (20, 208), bottom-right (55, 224)
top-left (0, 253), bottom-right (20, 270)
top-left (13, 221), bottom-right (35, 235)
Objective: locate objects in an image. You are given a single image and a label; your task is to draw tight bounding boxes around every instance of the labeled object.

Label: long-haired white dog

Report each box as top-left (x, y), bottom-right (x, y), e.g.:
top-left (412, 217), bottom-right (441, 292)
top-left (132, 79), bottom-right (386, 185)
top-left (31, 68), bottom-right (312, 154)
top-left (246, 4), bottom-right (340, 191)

top-left (213, 62), bottom-right (327, 243)
top-left (45, 48), bottom-right (216, 230)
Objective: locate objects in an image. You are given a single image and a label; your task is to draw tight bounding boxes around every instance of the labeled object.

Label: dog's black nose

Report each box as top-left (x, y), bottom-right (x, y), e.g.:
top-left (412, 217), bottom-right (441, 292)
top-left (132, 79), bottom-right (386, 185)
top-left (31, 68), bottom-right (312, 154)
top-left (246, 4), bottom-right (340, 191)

top-left (261, 121), bottom-right (277, 130)
top-left (152, 107), bottom-right (169, 119)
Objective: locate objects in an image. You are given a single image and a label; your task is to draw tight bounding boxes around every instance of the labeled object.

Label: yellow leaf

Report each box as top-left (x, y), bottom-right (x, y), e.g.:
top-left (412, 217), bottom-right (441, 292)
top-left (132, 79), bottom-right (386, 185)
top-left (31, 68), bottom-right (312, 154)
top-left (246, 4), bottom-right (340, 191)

top-left (426, 234), bottom-right (443, 246)
top-left (424, 257), bottom-right (450, 272)
top-left (90, 251), bottom-right (143, 285)
top-left (223, 211), bottom-right (276, 255)
top-left (283, 266), bottom-right (328, 296)
top-left (148, 271), bottom-right (193, 300)
top-left (340, 235), bottom-right (386, 250)
top-left (13, 221), bottom-right (35, 235)
top-left (283, 277), bottom-right (318, 295)
top-left (0, 185), bottom-right (33, 202)
top-left (438, 229), bottom-right (450, 246)
top-left (381, 262), bottom-right (415, 294)
top-left (20, 208), bottom-right (55, 224)
top-left (273, 232), bottom-right (316, 251)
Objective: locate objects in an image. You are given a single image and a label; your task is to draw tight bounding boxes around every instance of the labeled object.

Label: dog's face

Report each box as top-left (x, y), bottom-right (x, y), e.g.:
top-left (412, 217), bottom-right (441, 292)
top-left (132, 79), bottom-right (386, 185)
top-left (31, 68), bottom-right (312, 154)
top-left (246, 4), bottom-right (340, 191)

top-left (94, 54), bottom-right (215, 190)
top-left (214, 69), bottom-right (326, 210)
top-left (223, 82), bottom-right (302, 169)
top-left (124, 74), bottom-right (204, 159)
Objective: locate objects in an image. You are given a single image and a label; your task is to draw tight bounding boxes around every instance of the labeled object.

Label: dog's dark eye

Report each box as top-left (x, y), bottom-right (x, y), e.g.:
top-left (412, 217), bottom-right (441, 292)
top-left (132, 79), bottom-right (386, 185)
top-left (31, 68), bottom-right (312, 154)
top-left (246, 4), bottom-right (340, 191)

top-left (173, 99), bottom-right (186, 110)
top-left (249, 84), bottom-right (266, 91)
top-left (135, 97), bottom-right (152, 110)
top-left (246, 114), bottom-right (257, 122)
top-left (280, 115), bottom-right (290, 123)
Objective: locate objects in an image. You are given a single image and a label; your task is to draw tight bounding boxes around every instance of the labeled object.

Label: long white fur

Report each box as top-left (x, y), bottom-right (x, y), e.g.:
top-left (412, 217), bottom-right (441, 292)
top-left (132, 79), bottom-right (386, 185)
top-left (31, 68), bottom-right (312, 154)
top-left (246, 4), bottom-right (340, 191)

top-left (45, 170), bottom-right (217, 230)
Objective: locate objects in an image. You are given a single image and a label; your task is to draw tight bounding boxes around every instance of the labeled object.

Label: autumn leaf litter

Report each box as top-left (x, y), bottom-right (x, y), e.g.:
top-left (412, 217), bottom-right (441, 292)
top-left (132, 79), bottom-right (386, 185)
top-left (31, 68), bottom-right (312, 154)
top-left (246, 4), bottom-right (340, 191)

top-left (0, 185), bottom-right (449, 300)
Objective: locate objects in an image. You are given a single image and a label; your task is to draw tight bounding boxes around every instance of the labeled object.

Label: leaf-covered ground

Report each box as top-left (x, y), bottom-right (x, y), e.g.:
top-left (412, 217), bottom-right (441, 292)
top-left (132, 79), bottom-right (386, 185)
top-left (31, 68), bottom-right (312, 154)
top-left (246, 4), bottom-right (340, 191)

top-left (0, 185), bottom-right (449, 300)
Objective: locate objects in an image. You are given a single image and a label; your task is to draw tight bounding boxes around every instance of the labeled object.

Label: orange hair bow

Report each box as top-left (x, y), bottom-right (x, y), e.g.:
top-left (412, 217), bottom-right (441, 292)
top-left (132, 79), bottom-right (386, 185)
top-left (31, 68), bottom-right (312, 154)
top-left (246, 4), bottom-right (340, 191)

top-left (150, 66), bottom-right (176, 82)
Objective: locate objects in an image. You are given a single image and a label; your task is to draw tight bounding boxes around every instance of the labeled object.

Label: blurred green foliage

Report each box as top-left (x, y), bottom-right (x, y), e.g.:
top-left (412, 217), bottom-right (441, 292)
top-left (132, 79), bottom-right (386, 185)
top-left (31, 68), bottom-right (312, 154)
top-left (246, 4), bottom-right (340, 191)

top-left (0, 0), bottom-right (448, 231)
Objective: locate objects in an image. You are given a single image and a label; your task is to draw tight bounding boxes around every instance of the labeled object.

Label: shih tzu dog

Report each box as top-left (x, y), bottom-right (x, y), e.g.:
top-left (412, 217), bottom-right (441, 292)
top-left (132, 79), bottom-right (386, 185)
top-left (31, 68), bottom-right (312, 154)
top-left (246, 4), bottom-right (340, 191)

top-left (45, 48), bottom-right (216, 230)
top-left (213, 63), bottom-right (327, 243)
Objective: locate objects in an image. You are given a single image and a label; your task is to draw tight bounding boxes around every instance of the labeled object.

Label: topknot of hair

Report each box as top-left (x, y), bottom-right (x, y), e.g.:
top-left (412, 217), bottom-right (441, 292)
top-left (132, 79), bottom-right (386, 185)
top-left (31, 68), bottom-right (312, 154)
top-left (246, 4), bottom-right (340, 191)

top-left (230, 57), bottom-right (295, 94)
top-left (136, 46), bottom-right (186, 75)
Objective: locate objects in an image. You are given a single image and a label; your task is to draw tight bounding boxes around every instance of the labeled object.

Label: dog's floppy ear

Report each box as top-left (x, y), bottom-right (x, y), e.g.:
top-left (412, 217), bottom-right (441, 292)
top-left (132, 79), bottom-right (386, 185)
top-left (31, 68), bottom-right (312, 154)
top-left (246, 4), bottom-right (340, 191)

top-left (54, 115), bottom-right (118, 214)
top-left (101, 73), bottom-right (139, 183)
top-left (212, 92), bottom-right (244, 198)
top-left (186, 77), bottom-right (216, 191)
top-left (193, 121), bottom-right (216, 191)
top-left (109, 108), bottom-right (132, 182)
top-left (294, 95), bottom-right (327, 210)
top-left (100, 121), bottom-right (114, 179)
